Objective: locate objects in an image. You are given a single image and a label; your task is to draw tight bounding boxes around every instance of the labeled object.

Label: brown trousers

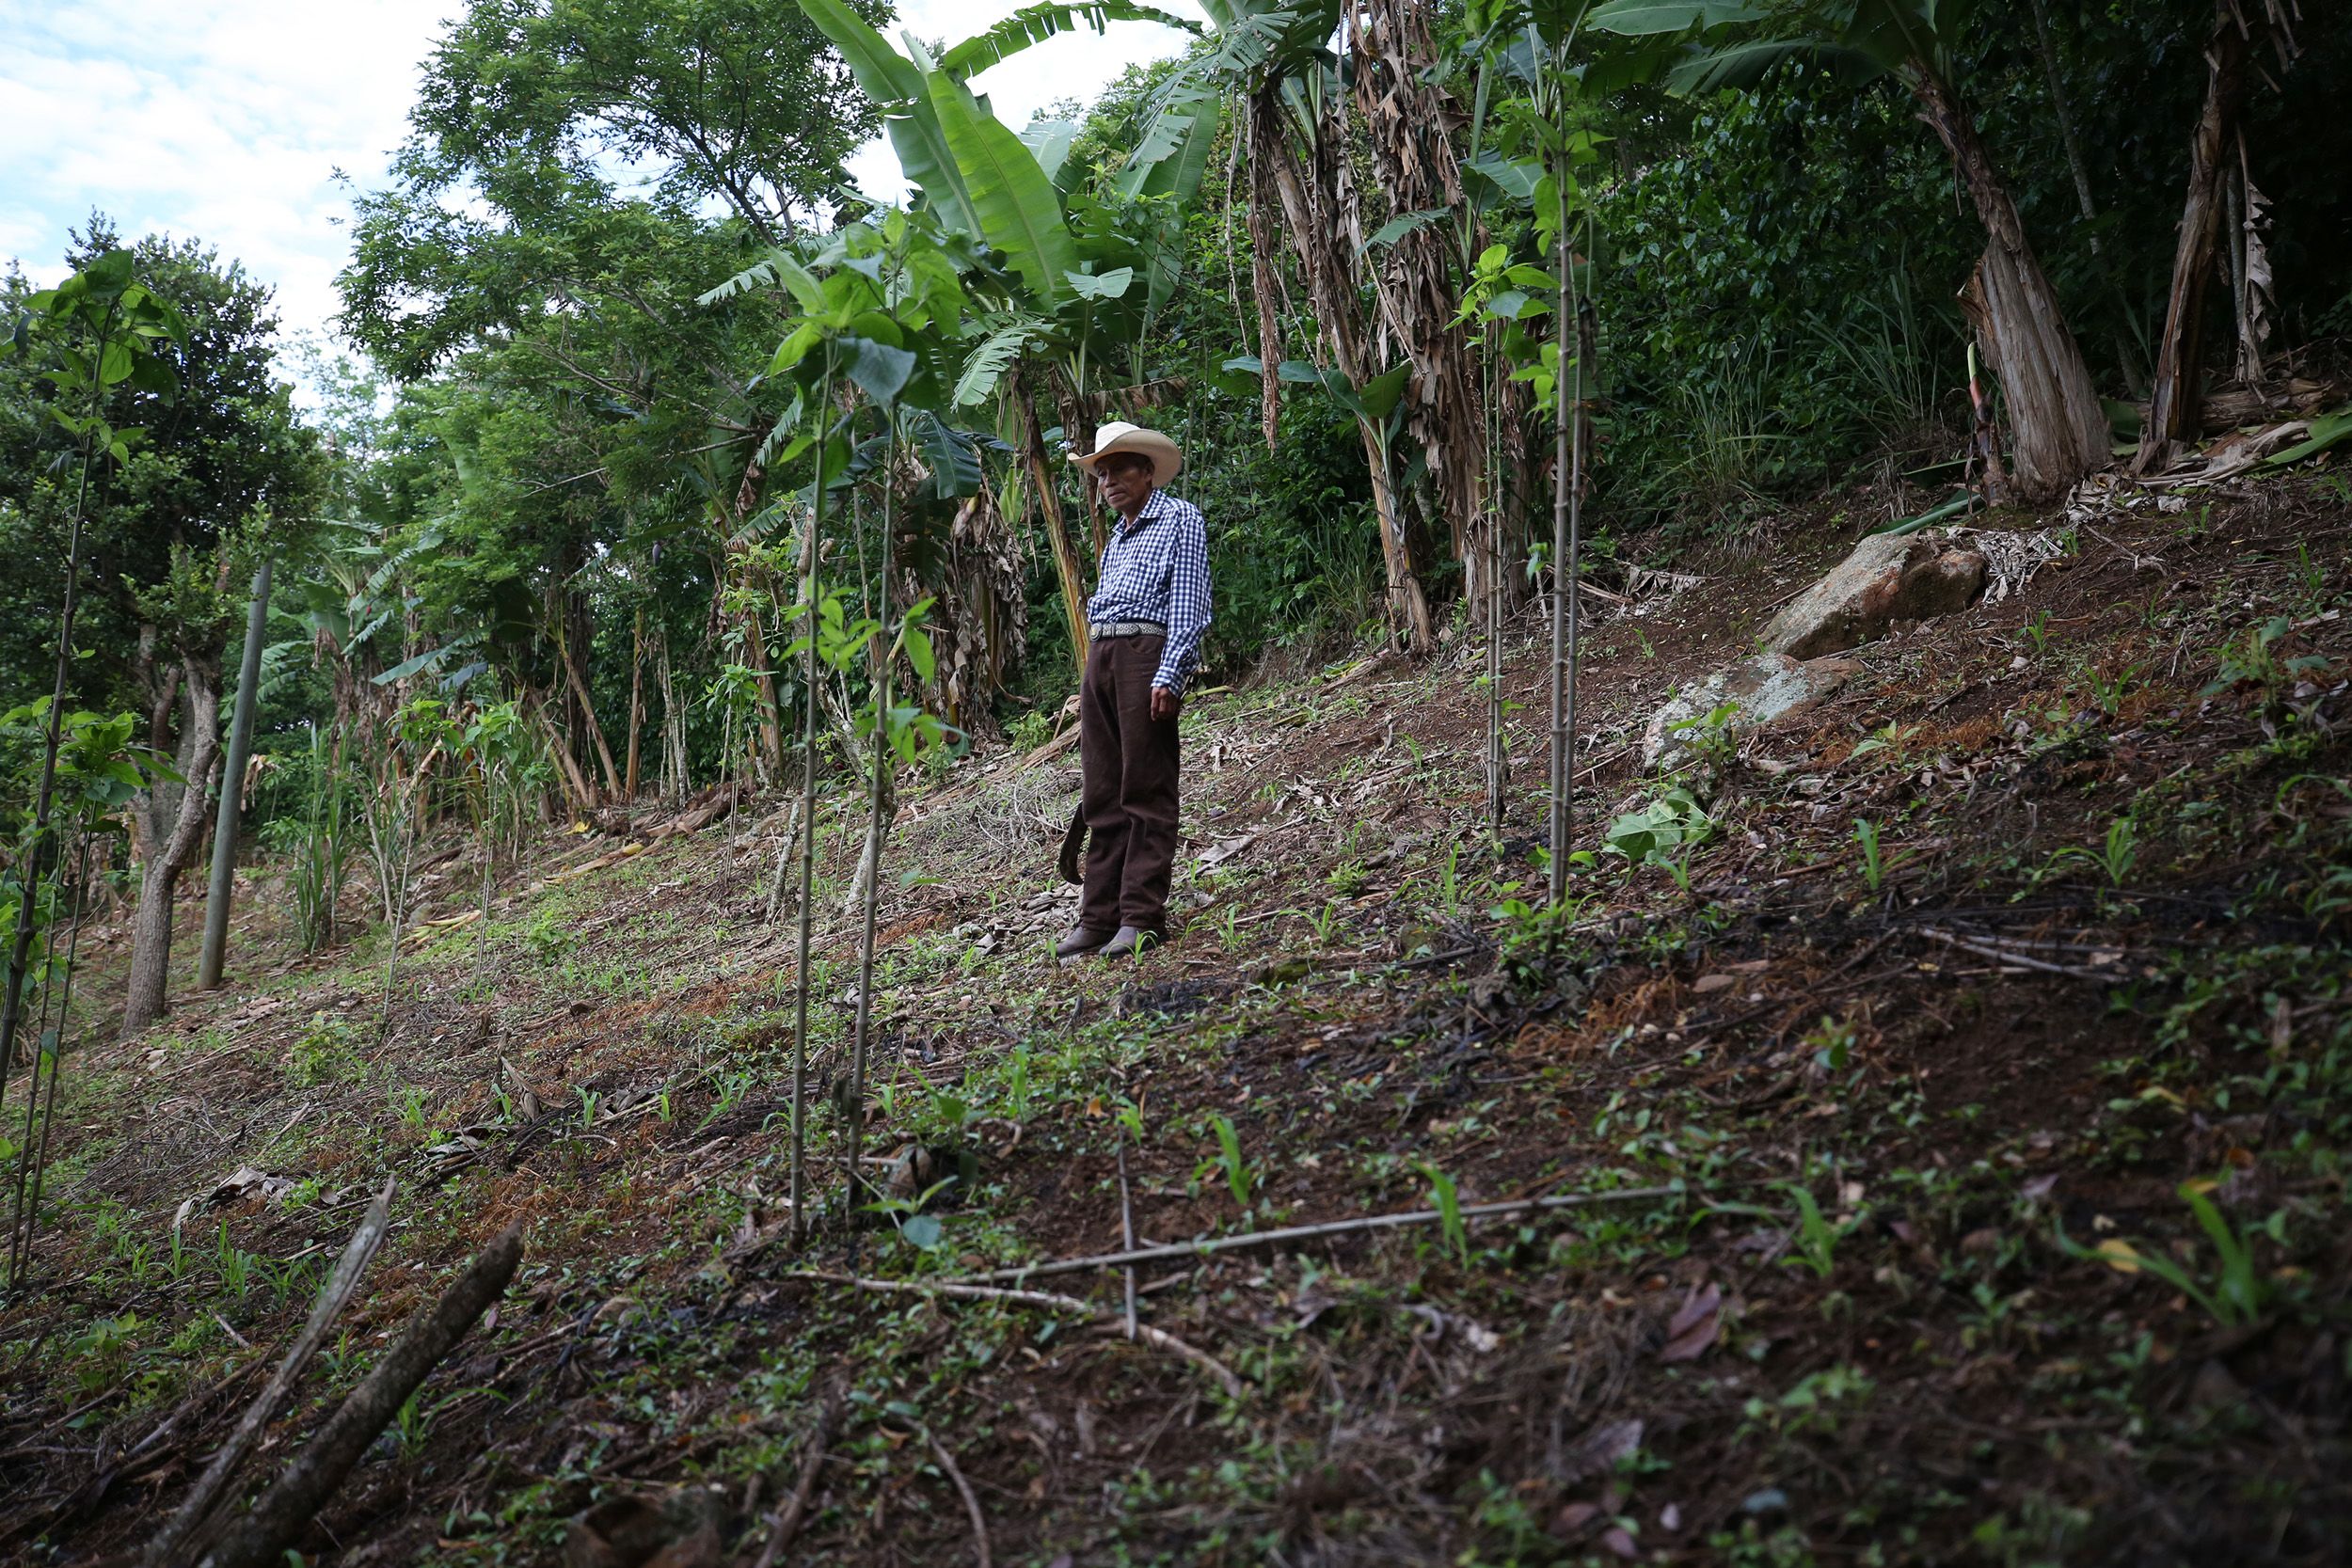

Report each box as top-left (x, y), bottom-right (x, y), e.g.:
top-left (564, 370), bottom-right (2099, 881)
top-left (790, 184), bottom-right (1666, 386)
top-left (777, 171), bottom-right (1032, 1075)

top-left (1079, 633), bottom-right (1181, 934)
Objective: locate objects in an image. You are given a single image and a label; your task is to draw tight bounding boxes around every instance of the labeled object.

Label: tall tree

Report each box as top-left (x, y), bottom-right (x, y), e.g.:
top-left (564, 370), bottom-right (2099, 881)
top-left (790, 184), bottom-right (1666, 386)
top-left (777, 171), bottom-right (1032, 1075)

top-left (2136, 0), bottom-right (2299, 469)
top-left (1244, 24), bottom-right (1437, 647)
top-left (5, 227), bottom-right (320, 1035)
top-left (1349, 0), bottom-right (1512, 607)
top-left (405, 0), bottom-right (892, 243)
top-left (1591, 0), bottom-right (2111, 502)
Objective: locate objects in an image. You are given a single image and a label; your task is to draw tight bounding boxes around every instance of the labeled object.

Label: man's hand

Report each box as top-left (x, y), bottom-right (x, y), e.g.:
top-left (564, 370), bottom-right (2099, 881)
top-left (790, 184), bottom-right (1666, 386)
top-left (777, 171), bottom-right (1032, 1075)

top-left (1150, 685), bottom-right (1181, 722)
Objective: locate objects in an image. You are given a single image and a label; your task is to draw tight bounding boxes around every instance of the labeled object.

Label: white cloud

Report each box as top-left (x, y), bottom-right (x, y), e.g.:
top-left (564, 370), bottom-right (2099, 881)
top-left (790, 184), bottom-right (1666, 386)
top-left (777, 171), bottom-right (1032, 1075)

top-left (0, 0), bottom-right (451, 352)
top-left (0, 0), bottom-right (1192, 370)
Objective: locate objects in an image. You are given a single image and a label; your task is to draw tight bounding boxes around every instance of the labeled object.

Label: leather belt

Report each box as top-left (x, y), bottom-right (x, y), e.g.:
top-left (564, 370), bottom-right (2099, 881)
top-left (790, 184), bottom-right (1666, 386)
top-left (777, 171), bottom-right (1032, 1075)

top-left (1089, 620), bottom-right (1166, 638)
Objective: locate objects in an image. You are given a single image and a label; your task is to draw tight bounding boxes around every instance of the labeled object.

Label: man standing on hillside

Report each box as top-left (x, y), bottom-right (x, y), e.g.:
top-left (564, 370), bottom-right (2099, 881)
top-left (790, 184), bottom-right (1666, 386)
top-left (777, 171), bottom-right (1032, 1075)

top-left (1056, 422), bottom-right (1211, 960)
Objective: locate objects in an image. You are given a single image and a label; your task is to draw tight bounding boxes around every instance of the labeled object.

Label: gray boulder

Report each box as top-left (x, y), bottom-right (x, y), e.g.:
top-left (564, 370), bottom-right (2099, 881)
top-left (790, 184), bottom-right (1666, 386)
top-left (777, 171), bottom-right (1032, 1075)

top-left (1759, 533), bottom-right (1987, 659)
top-left (1643, 651), bottom-right (1858, 770)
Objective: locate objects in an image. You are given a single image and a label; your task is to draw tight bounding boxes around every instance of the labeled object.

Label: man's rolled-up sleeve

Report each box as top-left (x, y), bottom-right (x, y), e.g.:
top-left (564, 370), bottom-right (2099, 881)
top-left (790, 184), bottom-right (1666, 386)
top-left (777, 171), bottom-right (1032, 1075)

top-left (1152, 503), bottom-right (1212, 695)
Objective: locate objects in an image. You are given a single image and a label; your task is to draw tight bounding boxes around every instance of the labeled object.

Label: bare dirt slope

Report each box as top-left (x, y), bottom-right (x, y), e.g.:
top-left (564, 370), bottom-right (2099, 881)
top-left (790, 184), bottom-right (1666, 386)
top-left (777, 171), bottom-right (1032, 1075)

top-left (4, 475), bottom-right (2349, 1567)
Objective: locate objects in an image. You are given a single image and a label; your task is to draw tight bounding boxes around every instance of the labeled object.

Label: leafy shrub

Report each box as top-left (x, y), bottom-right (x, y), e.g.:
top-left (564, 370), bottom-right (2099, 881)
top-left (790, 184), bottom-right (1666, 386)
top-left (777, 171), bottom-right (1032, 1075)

top-left (286, 1013), bottom-right (361, 1088)
top-left (1603, 786), bottom-right (1712, 866)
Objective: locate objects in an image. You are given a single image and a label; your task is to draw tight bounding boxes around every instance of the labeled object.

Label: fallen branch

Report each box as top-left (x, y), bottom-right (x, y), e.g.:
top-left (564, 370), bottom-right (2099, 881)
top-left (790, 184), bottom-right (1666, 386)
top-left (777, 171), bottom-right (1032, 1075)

top-left (926, 1431), bottom-right (993, 1568)
top-left (1916, 927), bottom-right (2118, 980)
top-left (1116, 1142), bottom-right (1139, 1343)
top-left (749, 1386), bottom-right (840, 1568)
top-left (198, 1222), bottom-right (524, 1568)
top-left (950, 1185), bottom-right (1685, 1285)
top-left (779, 1271), bottom-right (1246, 1400)
top-left (146, 1180), bottom-right (395, 1567)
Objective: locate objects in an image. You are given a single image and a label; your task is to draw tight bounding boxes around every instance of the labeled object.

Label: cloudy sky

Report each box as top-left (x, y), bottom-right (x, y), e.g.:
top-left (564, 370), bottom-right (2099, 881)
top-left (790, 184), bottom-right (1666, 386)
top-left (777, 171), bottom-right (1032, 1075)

top-left (0, 0), bottom-right (1192, 355)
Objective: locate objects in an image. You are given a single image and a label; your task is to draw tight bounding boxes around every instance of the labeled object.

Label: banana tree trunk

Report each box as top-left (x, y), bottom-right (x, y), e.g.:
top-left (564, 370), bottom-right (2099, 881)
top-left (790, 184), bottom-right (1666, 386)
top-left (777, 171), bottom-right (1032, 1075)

top-left (2137, 1), bottom-right (2252, 470)
top-left (1013, 366), bottom-right (1091, 676)
top-left (1908, 65), bottom-right (2108, 503)
top-left (1359, 426), bottom-right (1433, 652)
top-left (1351, 0), bottom-right (1502, 603)
top-left (1253, 86), bottom-right (1436, 650)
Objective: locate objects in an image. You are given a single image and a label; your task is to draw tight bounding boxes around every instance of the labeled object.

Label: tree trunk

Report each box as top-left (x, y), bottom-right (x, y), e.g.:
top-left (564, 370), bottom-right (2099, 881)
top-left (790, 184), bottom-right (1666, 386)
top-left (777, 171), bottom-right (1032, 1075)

top-left (557, 626), bottom-right (622, 802)
top-left (2025, 0), bottom-right (2101, 247)
top-left (2137, 4), bottom-right (2252, 470)
top-left (123, 657), bottom-right (224, 1037)
top-left (1253, 85), bottom-right (1436, 649)
top-left (1051, 372), bottom-right (1110, 558)
top-left (199, 557), bottom-right (272, 990)
top-left (1013, 366), bottom-right (1091, 677)
top-left (624, 608), bottom-right (644, 800)
top-left (1351, 0), bottom-right (1510, 605)
top-left (1908, 65), bottom-right (2108, 503)
top-left (1359, 423), bottom-right (1433, 650)
top-left (1250, 211), bottom-right (1286, 454)
top-left (530, 693), bottom-right (597, 816)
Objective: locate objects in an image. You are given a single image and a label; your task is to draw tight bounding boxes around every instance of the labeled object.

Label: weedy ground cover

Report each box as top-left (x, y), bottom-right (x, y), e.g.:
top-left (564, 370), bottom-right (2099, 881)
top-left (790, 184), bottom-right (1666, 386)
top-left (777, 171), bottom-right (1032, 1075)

top-left (1, 478), bottom-right (2346, 1565)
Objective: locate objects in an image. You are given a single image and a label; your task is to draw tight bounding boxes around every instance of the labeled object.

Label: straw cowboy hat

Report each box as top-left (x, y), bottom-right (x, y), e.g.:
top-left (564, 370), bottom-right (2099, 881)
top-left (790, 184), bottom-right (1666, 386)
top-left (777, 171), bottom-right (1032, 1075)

top-left (1069, 420), bottom-right (1184, 485)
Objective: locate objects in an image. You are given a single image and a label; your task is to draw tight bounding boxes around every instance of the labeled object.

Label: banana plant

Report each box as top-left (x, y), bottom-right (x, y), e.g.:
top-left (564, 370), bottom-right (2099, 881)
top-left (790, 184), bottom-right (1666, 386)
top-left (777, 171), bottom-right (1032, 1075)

top-left (798, 0), bottom-right (1209, 674)
top-left (1128, 0), bottom-right (1453, 647)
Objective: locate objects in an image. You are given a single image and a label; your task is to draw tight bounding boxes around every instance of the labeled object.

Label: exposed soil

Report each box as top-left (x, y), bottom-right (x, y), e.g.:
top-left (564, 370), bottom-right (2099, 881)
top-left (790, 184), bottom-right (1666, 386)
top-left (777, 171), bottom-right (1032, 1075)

top-left (2, 473), bottom-right (2347, 1568)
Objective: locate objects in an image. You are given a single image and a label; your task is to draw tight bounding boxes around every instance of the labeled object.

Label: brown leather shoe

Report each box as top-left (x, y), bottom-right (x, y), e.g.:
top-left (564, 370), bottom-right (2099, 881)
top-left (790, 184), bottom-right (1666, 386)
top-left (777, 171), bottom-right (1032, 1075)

top-left (1100, 926), bottom-right (1161, 958)
top-left (1056, 926), bottom-right (1113, 960)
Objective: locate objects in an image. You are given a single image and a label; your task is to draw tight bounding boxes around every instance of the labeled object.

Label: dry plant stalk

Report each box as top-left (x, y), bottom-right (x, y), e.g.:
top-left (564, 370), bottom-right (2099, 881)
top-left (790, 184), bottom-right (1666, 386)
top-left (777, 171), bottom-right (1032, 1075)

top-left (782, 1271), bottom-right (1248, 1400)
top-left (750, 1385), bottom-right (842, 1568)
top-left (144, 1180), bottom-right (395, 1567)
top-left (926, 1430), bottom-right (993, 1568)
top-left (957, 1183), bottom-right (1683, 1285)
top-left (199, 1222), bottom-right (523, 1568)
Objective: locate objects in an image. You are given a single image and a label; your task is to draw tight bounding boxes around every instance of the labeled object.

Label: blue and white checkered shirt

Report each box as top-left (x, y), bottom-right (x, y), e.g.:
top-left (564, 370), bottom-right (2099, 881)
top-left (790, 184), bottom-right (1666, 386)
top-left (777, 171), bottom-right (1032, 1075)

top-left (1086, 489), bottom-right (1212, 695)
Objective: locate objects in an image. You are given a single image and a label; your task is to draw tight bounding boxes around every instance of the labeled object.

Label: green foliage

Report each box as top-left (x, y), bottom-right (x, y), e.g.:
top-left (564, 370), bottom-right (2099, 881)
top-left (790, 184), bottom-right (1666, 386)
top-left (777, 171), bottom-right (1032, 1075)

top-left (1805, 1015), bottom-right (1856, 1073)
top-left (2057, 817), bottom-right (2138, 889)
top-left (68, 1313), bottom-right (144, 1395)
top-left (2058, 1180), bottom-right (2274, 1329)
top-left (1604, 786), bottom-right (1712, 870)
top-left (1205, 1114), bottom-right (1252, 1213)
top-left (260, 721), bottom-right (351, 953)
top-left (286, 1013), bottom-right (362, 1089)
top-left (3, 232), bottom-right (317, 721)
top-left (1853, 817), bottom-right (1883, 894)
top-left (1782, 1182), bottom-right (1848, 1279)
top-left (1423, 1163), bottom-right (1470, 1267)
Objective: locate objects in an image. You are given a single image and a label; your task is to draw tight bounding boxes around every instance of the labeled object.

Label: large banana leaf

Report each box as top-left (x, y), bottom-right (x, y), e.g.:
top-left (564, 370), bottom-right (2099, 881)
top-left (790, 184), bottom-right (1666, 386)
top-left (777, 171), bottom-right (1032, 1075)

top-left (797, 0), bottom-right (982, 234)
top-left (940, 1), bottom-right (1200, 79)
top-left (1115, 85), bottom-right (1225, 202)
top-left (1584, 0), bottom-right (1766, 35)
top-left (907, 409), bottom-right (989, 498)
top-left (1021, 119), bottom-right (1080, 186)
top-left (954, 316), bottom-right (1050, 406)
top-left (1662, 36), bottom-right (1880, 92)
top-left (929, 71), bottom-right (1079, 309)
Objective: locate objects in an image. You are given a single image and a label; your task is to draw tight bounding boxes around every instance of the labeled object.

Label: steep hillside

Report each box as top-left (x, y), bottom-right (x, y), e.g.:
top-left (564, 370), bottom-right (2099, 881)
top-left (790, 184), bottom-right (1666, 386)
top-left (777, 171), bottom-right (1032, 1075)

top-left (4, 477), bottom-right (2348, 1567)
